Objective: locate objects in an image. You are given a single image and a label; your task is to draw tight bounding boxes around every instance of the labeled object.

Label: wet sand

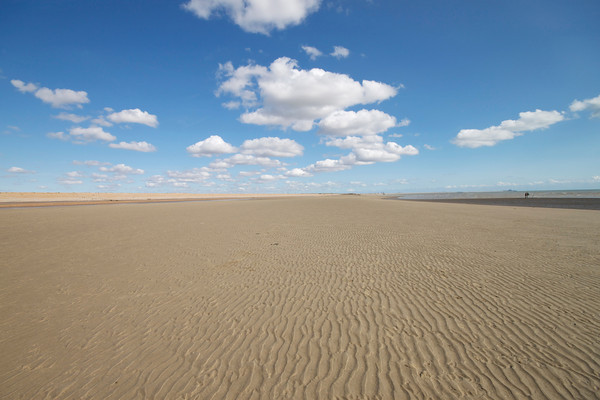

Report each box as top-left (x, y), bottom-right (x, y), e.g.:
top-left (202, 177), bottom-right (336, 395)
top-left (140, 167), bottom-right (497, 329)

top-left (1, 196), bottom-right (599, 399)
top-left (399, 197), bottom-right (600, 210)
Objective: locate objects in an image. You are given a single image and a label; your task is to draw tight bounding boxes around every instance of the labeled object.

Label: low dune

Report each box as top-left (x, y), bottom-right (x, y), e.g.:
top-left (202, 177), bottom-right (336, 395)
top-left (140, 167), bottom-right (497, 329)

top-left (1, 196), bottom-right (599, 399)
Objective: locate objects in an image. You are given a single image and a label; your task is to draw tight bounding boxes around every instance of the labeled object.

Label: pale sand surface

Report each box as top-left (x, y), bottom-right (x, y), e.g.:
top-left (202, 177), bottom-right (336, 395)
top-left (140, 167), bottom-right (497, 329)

top-left (0, 192), bottom-right (323, 207)
top-left (1, 196), bottom-right (599, 399)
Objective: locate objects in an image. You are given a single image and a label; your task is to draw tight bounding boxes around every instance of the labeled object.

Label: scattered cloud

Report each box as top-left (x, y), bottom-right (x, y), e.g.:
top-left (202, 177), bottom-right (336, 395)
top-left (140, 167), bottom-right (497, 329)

top-left (209, 154), bottom-right (282, 169)
top-left (240, 137), bottom-right (303, 157)
top-left (330, 46), bottom-right (350, 59)
top-left (57, 177), bottom-right (83, 185)
top-left (7, 166), bottom-right (34, 174)
top-left (397, 118), bottom-right (410, 127)
top-left (187, 135), bottom-right (237, 157)
top-left (285, 168), bottom-right (313, 177)
top-left (325, 135), bottom-right (419, 163)
top-left (107, 108), bottom-right (159, 127)
top-left (69, 126), bottom-right (117, 142)
top-left (73, 160), bottom-right (111, 166)
top-left (12, 79), bottom-right (90, 108)
top-left (53, 112), bottom-right (89, 123)
top-left (47, 131), bottom-right (68, 140)
top-left (424, 144), bottom-right (435, 150)
top-left (388, 133), bottom-right (403, 138)
top-left (302, 45), bottom-right (322, 60)
top-left (218, 57), bottom-right (397, 131)
top-left (453, 109), bottom-right (565, 148)
top-left (11, 79), bottom-right (38, 93)
top-left (570, 94), bottom-right (600, 118)
top-left (109, 141), bottom-right (157, 152)
top-left (99, 163), bottom-right (144, 175)
top-left (318, 109), bottom-right (397, 136)
top-left (182, 0), bottom-right (321, 35)
top-left (91, 116), bottom-right (113, 127)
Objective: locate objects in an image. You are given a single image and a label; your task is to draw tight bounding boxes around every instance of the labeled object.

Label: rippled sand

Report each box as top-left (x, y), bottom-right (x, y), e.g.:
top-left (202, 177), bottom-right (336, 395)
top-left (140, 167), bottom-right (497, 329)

top-left (1, 196), bottom-right (599, 399)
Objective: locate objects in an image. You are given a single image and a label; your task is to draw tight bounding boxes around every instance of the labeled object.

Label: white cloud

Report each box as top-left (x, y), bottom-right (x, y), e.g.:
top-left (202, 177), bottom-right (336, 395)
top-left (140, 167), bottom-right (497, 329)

top-left (330, 46), bottom-right (349, 58)
top-left (69, 126), bottom-right (116, 142)
top-left (91, 116), bottom-right (113, 127)
top-left (109, 141), bottom-right (157, 152)
top-left (107, 108), bottom-right (159, 127)
top-left (258, 174), bottom-right (284, 182)
top-left (66, 171), bottom-right (83, 178)
top-left (210, 154), bottom-right (282, 169)
top-left (35, 87), bottom-right (89, 109)
top-left (318, 109), bottom-right (397, 136)
top-left (388, 133), bottom-right (403, 138)
top-left (397, 118), bottom-right (410, 127)
top-left (218, 57), bottom-right (397, 131)
top-left (57, 178), bottom-right (83, 185)
top-left (240, 137), bottom-right (303, 157)
top-left (73, 160), bottom-right (111, 166)
top-left (53, 112), bottom-right (89, 123)
top-left (285, 168), bottom-right (313, 177)
top-left (99, 163), bottom-right (144, 175)
top-left (47, 131), bottom-right (68, 140)
top-left (453, 109), bottom-right (565, 148)
top-left (182, 0), bottom-right (321, 35)
top-left (187, 135), bottom-right (237, 157)
top-left (7, 166), bottom-right (34, 174)
top-left (570, 94), bottom-right (600, 118)
top-left (304, 158), bottom-right (352, 173)
top-left (11, 79), bottom-right (38, 93)
top-left (167, 168), bottom-right (211, 183)
top-left (12, 79), bottom-right (90, 108)
top-left (323, 135), bottom-right (418, 164)
top-left (302, 45), bottom-right (322, 60)
top-left (424, 144), bottom-right (435, 150)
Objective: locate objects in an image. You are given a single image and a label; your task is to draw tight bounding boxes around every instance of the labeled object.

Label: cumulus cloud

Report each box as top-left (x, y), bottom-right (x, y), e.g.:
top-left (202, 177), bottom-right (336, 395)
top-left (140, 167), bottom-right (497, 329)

top-left (302, 45), bottom-right (322, 60)
top-left (318, 109), bottom-right (397, 136)
top-left (187, 135), bottom-right (237, 157)
top-left (69, 126), bottom-right (116, 142)
top-left (325, 135), bottom-right (419, 163)
top-left (209, 154), bottom-right (282, 169)
top-left (109, 141), bottom-right (157, 152)
top-left (7, 166), bottom-right (34, 174)
top-left (570, 94), bottom-right (600, 118)
top-left (107, 108), bottom-right (159, 127)
top-left (12, 79), bottom-right (90, 108)
top-left (53, 112), bottom-right (89, 123)
top-left (73, 160), bottom-right (111, 166)
top-left (304, 158), bottom-right (352, 173)
top-left (240, 137), bottom-right (303, 157)
top-left (47, 131), bottom-right (68, 141)
top-left (218, 57), bottom-right (397, 131)
top-left (285, 168), bottom-right (313, 177)
top-left (182, 0), bottom-right (321, 34)
top-left (330, 46), bottom-right (349, 58)
top-left (99, 164), bottom-right (144, 175)
top-left (453, 109), bottom-right (565, 148)
top-left (11, 79), bottom-right (38, 93)
top-left (57, 178), bottom-right (83, 185)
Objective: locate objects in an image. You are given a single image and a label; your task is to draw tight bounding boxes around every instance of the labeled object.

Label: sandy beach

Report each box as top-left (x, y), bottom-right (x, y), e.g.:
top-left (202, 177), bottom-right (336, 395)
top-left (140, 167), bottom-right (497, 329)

top-left (1, 195), bottom-right (599, 399)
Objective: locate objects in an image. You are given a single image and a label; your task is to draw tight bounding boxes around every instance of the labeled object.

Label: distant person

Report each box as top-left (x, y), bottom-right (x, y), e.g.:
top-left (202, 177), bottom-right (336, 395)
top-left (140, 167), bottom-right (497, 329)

top-left (525, 192), bottom-right (530, 199)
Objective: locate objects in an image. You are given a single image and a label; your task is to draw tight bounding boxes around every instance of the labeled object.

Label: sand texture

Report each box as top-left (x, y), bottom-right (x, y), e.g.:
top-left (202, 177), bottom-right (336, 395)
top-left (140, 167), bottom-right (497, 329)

top-left (1, 196), bottom-right (599, 399)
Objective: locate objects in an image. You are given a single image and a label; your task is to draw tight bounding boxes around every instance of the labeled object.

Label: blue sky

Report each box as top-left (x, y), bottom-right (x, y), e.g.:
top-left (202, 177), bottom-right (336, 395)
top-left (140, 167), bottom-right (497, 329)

top-left (1, 0), bottom-right (599, 193)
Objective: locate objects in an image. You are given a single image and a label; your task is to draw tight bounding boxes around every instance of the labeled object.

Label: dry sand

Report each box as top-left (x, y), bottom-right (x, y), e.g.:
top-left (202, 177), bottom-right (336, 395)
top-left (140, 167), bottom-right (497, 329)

top-left (1, 196), bottom-right (599, 399)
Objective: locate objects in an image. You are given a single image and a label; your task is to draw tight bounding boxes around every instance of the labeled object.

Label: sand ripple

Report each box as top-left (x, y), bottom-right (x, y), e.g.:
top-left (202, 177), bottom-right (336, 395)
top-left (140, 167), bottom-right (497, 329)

top-left (1, 197), bottom-right (599, 399)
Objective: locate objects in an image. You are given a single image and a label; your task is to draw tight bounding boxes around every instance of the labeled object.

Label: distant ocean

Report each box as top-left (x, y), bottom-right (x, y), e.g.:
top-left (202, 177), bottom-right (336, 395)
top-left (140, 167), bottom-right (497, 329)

top-left (395, 189), bottom-right (600, 200)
